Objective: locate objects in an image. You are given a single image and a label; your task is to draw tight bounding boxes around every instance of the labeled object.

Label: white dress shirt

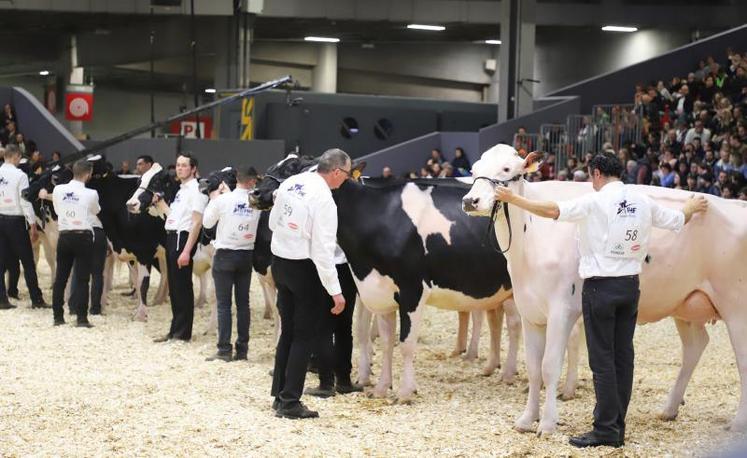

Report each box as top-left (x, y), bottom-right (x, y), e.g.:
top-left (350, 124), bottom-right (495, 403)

top-left (269, 171), bottom-right (341, 296)
top-left (165, 178), bottom-right (208, 232)
top-left (0, 162), bottom-right (35, 225)
top-left (202, 187), bottom-right (260, 250)
top-left (557, 181), bottom-right (685, 279)
top-left (52, 179), bottom-right (101, 232)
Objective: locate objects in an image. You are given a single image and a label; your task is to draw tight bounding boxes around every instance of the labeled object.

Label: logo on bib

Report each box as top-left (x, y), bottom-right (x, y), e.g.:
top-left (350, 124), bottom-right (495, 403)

top-left (286, 183), bottom-right (306, 197)
top-left (616, 200), bottom-right (637, 216)
top-left (288, 222), bottom-right (298, 230)
top-left (631, 244), bottom-right (641, 252)
top-left (232, 202), bottom-right (253, 216)
top-left (243, 233), bottom-right (254, 240)
top-left (62, 192), bottom-right (79, 202)
top-left (0, 177), bottom-right (8, 186)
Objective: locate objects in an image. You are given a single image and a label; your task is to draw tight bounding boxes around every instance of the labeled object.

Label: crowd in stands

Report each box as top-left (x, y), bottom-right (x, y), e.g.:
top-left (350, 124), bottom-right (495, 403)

top-left (380, 48), bottom-right (747, 201)
top-left (0, 103), bottom-right (65, 175)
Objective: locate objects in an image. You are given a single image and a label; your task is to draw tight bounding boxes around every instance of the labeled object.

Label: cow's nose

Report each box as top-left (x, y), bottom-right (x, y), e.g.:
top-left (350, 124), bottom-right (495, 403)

top-left (462, 196), bottom-right (479, 211)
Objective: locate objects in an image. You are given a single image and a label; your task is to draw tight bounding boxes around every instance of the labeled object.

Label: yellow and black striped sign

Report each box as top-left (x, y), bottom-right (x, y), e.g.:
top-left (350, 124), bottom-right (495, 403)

top-left (240, 97), bottom-right (254, 140)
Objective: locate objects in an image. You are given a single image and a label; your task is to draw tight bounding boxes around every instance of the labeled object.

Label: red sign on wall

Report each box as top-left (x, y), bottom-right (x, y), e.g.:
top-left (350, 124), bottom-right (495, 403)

top-left (169, 116), bottom-right (213, 139)
top-left (65, 86), bottom-right (94, 121)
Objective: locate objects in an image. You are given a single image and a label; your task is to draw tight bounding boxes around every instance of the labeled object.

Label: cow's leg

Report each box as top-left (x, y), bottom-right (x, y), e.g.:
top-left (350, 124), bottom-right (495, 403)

top-left (152, 250), bottom-right (168, 305)
top-left (204, 300), bottom-right (218, 336)
top-left (515, 319), bottom-right (545, 432)
top-left (500, 298), bottom-right (522, 384)
top-left (725, 316), bottom-right (747, 431)
top-left (195, 272), bottom-right (208, 308)
top-left (370, 310), bottom-right (396, 398)
top-left (355, 299), bottom-right (374, 386)
top-left (482, 307), bottom-right (502, 376)
top-left (398, 303), bottom-right (426, 403)
top-left (464, 310), bottom-right (483, 361)
top-left (659, 318), bottom-right (709, 421)
top-left (451, 311), bottom-right (469, 357)
top-left (538, 308), bottom-right (580, 436)
top-left (101, 251), bottom-right (115, 308)
top-left (132, 263), bottom-right (149, 322)
top-left (257, 273), bottom-right (280, 345)
top-left (559, 321), bottom-right (582, 400)
top-left (42, 236), bottom-right (56, 278)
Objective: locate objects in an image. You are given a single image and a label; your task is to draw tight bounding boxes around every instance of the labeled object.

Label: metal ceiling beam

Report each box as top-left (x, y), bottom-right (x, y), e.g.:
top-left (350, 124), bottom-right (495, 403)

top-left (0, 0), bottom-right (233, 16)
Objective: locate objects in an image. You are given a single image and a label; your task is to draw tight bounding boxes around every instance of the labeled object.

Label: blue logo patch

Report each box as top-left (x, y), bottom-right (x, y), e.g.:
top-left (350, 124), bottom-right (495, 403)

top-left (0, 177), bottom-right (7, 186)
top-left (286, 183), bottom-right (306, 197)
top-left (62, 192), bottom-right (79, 202)
top-left (616, 200), bottom-right (636, 216)
top-left (232, 202), bottom-right (253, 216)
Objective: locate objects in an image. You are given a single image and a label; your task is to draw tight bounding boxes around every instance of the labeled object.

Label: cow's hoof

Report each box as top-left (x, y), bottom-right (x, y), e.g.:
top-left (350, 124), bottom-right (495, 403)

top-left (396, 389), bottom-right (417, 404)
top-left (450, 349), bottom-right (466, 358)
top-left (481, 366), bottom-right (497, 377)
top-left (263, 310), bottom-right (272, 320)
top-left (726, 420), bottom-right (747, 432)
top-left (657, 410), bottom-right (678, 421)
top-left (463, 351), bottom-right (478, 361)
top-left (132, 310), bottom-right (148, 322)
top-left (366, 385), bottom-right (389, 399)
top-left (513, 418), bottom-right (537, 433)
top-left (499, 371), bottom-right (517, 385)
top-left (536, 425), bottom-right (557, 438)
top-left (557, 390), bottom-right (576, 401)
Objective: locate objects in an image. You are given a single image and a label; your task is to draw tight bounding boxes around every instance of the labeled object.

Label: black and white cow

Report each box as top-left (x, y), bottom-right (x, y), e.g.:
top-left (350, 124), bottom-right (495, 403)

top-left (252, 158), bottom-right (522, 401)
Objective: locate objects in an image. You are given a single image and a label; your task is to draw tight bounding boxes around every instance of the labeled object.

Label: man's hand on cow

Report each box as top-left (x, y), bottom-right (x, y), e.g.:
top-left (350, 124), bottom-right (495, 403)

top-left (177, 250), bottom-right (190, 268)
top-left (331, 294), bottom-right (346, 315)
top-left (682, 195), bottom-right (708, 223)
top-left (495, 186), bottom-right (516, 204)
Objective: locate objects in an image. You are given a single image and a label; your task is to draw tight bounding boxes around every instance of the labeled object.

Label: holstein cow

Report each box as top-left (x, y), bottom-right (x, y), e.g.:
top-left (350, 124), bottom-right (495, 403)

top-left (252, 158), bottom-right (524, 401)
top-left (462, 144), bottom-right (747, 433)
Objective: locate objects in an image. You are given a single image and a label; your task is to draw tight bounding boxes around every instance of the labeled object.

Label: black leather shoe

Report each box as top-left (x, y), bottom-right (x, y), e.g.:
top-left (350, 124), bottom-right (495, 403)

top-left (8, 291), bottom-right (19, 300)
top-left (0, 301), bottom-right (16, 310)
top-left (76, 321), bottom-right (94, 328)
top-left (53, 318), bottom-right (65, 326)
top-left (233, 352), bottom-right (248, 361)
top-left (153, 334), bottom-right (172, 343)
top-left (272, 399), bottom-right (280, 411)
top-left (275, 402), bottom-right (319, 419)
top-left (304, 385), bottom-right (336, 398)
top-left (569, 431), bottom-right (623, 448)
top-left (336, 382), bottom-right (364, 394)
top-left (32, 301), bottom-right (51, 309)
top-left (205, 352), bottom-right (232, 362)
top-left (89, 307), bottom-right (102, 315)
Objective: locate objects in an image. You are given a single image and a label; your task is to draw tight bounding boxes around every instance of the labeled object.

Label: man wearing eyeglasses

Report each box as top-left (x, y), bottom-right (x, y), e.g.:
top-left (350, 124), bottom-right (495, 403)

top-left (269, 148), bottom-right (351, 420)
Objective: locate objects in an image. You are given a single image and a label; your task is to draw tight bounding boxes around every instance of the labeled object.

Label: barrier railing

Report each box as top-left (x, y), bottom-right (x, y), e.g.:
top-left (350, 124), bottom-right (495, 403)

top-left (539, 123), bottom-right (567, 167)
top-left (512, 133), bottom-right (540, 156)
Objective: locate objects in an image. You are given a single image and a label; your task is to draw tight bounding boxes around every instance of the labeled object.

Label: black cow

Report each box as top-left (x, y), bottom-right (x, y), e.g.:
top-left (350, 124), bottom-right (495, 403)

top-left (252, 157), bottom-right (521, 401)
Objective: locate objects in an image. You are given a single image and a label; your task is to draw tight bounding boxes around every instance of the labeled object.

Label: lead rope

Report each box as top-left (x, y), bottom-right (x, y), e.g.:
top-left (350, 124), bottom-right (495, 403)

top-left (483, 201), bottom-right (513, 255)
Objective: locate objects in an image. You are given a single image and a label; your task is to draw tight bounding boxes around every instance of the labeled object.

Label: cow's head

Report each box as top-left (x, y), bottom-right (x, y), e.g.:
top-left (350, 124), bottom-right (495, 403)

top-left (87, 154), bottom-right (111, 179)
top-left (250, 154), bottom-right (318, 210)
top-left (199, 167), bottom-right (237, 197)
top-left (126, 163), bottom-right (178, 215)
top-left (462, 144), bottom-right (540, 216)
top-left (23, 164), bottom-right (73, 203)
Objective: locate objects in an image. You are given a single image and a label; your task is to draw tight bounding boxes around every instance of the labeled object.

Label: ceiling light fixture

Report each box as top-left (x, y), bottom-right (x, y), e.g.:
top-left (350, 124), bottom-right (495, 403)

top-left (204, 88), bottom-right (217, 94)
top-left (39, 70), bottom-right (50, 76)
top-left (304, 36), bottom-right (340, 43)
top-left (485, 39), bottom-right (501, 45)
top-left (407, 24), bottom-right (446, 31)
top-left (601, 25), bottom-right (638, 33)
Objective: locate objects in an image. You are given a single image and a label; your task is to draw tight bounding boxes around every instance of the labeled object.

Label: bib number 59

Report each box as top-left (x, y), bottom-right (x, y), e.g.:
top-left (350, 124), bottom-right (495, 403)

top-left (625, 229), bottom-right (638, 241)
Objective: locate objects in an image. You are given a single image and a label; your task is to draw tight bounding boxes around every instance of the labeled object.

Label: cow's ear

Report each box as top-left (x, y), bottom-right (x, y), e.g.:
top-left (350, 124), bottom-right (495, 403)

top-left (523, 151), bottom-right (542, 174)
top-left (351, 161), bottom-right (366, 181)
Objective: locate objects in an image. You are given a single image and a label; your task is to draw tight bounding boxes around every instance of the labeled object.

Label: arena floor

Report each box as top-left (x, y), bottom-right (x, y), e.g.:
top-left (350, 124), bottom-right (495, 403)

top-left (0, 257), bottom-right (744, 457)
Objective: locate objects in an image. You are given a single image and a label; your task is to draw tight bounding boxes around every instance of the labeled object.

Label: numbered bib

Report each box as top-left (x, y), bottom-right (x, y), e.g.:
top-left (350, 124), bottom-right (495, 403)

top-left (58, 198), bottom-right (89, 228)
top-left (226, 202), bottom-right (258, 244)
top-left (275, 195), bottom-right (310, 239)
top-left (604, 195), bottom-right (645, 259)
top-left (0, 183), bottom-right (18, 211)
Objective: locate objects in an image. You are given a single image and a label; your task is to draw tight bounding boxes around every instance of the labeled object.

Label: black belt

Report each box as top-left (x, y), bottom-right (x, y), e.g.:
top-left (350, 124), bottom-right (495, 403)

top-left (587, 274), bottom-right (639, 281)
top-left (0, 213), bottom-right (24, 219)
top-left (60, 230), bottom-right (93, 235)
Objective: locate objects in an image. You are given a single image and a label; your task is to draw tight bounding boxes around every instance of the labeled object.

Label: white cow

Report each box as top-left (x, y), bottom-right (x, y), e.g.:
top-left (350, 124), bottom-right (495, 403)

top-left (463, 144), bottom-right (747, 434)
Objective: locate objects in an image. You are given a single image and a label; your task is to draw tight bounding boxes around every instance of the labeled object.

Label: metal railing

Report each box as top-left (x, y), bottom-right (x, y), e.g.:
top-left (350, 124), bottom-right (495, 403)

top-left (512, 133), bottom-right (540, 155)
top-left (539, 123), bottom-right (567, 169)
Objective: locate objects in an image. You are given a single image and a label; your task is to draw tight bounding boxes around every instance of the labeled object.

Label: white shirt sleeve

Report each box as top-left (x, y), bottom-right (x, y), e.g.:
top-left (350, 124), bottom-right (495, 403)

top-left (89, 191), bottom-right (101, 216)
top-left (310, 196), bottom-right (342, 296)
top-left (650, 198), bottom-right (685, 232)
top-left (202, 196), bottom-right (220, 230)
top-left (556, 193), bottom-right (595, 222)
top-left (191, 191), bottom-right (208, 215)
top-left (18, 173), bottom-right (35, 224)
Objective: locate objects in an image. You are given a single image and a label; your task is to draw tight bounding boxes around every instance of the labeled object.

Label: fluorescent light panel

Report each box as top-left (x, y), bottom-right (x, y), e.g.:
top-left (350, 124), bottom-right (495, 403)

top-left (39, 70), bottom-right (50, 76)
top-left (602, 25), bottom-right (638, 32)
top-left (204, 88), bottom-right (216, 94)
top-left (407, 24), bottom-right (446, 31)
top-left (485, 39), bottom-right (501, 45)
top-left (304, 36), bottom-right (340, 43)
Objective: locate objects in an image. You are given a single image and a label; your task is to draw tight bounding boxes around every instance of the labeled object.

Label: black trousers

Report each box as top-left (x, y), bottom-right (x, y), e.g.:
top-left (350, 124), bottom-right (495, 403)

top-left (582, 275), bottom-right (640, 440)
top-left (71, 227), bottom-right (107, 312)
top-left (212, 248), bottom-right (253, 354)
top-left (6, 254), bottom-right (19, 296)
top-left (53, 231), bottom-right (94, 323)
top-left (271, 256), bottom-right (330, 407)
top-left (166, 231), bottom-right (197, 341)
top-left (0, 215), bottom-right (43, 303)
top-left (316, 263), bottom-right (358, 386)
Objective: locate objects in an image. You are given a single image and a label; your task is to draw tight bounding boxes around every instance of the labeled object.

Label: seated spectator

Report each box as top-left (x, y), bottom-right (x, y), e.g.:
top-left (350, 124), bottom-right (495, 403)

top-left (676, 160), bottom-right (690, 184)
top-left (430, 162), bottom-right (442, 177)
top-left (1, 104), bottom-right (17, 129)
top-left (419, 167), bottom-right (430, 178)
top-left (51, 151), bottom-right (62, 162)
top-left (556, 170), bottom-right (568, 181)
top-left (716, 170), bottom-right (730, 193)
top-left (721, 185), bottom-right (736, 199)
top-left (685, 119), bottom-right (712, 146)
top-left (427, 149), bottom-right (443, 165)
top-left (622, 160), bottom-right (638, 184)
top-left (699, 75), bottom-right (717, 104)
top-left (714, 147), bottom-right (734, 175)
top-left (696, 173), bottom-right (720, 196)
top-left (407, 171), bottom-right (418, 179)
top-left (441, 163), bottom-right (455, 178)
top-left (684, 173), bottom-right (698, 191)
top-left (572, 170), bottom-right (587, 182)
top-left (537, 152), bottom-right (556, 181)
top-left (738, 186), bottom-right (747, 201)
top-left (452, 147), bottom-right (471, 176)
top-left (673, 85), bottom-right (694, 122)
top-left (660, 163), bottom-right (676, 188)
top-left (117, 160), bottom-right (132, 175)
top-left (11, 132), bottom-right (29, 155)
top-left (663, 129), bottom-right (683, 155)
top-left (381, 166), bottom-right (394, 180)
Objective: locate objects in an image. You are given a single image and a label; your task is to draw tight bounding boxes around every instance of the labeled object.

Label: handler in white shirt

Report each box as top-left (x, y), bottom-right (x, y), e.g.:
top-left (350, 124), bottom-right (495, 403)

top-left (152, 153), bottom-right (208, 342)
top-left (51, 159), bottom-right (101, 327)
top-left (269, 148), bottom-right (350, 420)
top-left (495, 152), bottom-right (707, 448)
top-left (202, 165), bottom-right (260, 362)
top-left (0, 145), bottom-right (46, 309)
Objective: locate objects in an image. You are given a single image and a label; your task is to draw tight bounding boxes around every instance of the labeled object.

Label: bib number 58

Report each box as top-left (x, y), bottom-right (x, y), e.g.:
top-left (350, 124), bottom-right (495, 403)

top-left (625, 229), bottom-right (638, 241)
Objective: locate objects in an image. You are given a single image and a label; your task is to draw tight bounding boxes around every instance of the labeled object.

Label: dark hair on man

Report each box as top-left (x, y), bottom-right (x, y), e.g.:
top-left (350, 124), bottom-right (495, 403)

top-left (588, 152), bottom-right (623, 178)
top-left (237, 165), bottom-right (258, 183)
top-left (72, 159), bottom-right (93, 178)
top-left (177, 152), bottom-right (198, 168)
top-left (3, 144), bottom-right (20, 159)
top-left (137, 155), bottom-right (154, 164)
top-left (317, 148), bottom-right (350, 174)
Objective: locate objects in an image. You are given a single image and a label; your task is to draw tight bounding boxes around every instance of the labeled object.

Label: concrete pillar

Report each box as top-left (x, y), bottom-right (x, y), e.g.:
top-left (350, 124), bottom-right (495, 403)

top-left (68, 35), bottom-right (84, 137)
top-left (213, 14), bottom-right (253, 90)
top-left (498, 0), bottom-right (536, 122)
top-left (486, 44), bottom-right (501, 103)
top-left (312, 43), bottom-right (337, 93)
